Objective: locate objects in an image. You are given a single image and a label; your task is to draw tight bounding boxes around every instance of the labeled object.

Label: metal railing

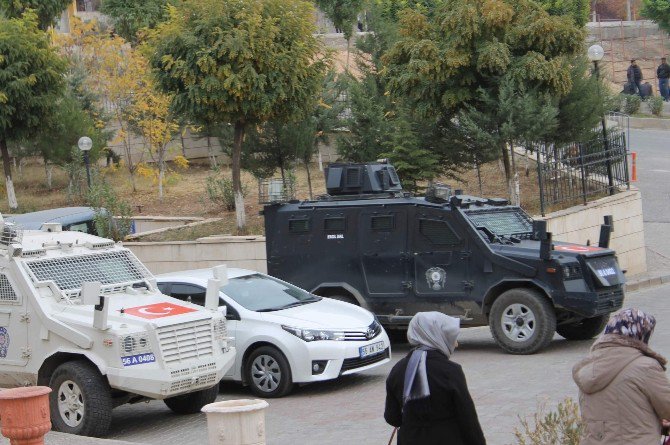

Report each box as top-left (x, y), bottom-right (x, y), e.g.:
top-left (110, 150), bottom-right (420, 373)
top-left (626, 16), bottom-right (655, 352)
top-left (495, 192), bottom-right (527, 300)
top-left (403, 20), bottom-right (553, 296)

top-left (535, 130), bottom-right (630, 216)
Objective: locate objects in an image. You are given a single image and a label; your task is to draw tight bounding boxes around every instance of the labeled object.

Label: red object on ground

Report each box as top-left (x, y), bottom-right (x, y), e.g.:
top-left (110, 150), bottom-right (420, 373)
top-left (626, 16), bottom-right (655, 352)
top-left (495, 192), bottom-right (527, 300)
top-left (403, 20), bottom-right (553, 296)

top-left (123, 302), bottom-right (198, 319)
top-left (631, 151), bottom-right (637, 182)
top-left (0, 386), bottom-right (52, 445)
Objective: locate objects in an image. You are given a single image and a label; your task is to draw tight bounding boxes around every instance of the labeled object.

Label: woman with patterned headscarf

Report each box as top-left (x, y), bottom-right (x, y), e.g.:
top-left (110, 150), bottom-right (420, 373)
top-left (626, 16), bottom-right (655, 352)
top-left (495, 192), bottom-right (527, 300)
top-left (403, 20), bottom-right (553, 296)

top-left (573, 308), bottom-right (670, 445)
top-left (384, 312), bottom-right (486, 445)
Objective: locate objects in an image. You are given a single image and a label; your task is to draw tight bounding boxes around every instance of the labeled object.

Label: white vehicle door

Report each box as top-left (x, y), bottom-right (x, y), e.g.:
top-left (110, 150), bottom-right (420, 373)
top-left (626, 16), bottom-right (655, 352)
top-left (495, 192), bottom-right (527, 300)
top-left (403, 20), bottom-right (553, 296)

top-left (220, 296), bottom-right (240, 378)
top-left (0, 272), bottom-right (29, 379)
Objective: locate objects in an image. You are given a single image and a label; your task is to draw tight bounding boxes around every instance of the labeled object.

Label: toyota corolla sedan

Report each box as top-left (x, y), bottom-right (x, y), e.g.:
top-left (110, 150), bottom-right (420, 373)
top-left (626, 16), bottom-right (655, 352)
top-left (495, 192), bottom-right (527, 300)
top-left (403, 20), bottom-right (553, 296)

top-left (156, 267), bottom-right (391, 397)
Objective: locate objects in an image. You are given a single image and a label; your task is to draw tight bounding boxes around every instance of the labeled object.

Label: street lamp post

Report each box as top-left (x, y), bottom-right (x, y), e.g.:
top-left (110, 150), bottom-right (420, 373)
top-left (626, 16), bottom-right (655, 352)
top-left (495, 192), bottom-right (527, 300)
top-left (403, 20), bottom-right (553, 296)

top-left (78, 136), bottom-right (93, 189)
top-left (587, 44), bottom-right (615, 196)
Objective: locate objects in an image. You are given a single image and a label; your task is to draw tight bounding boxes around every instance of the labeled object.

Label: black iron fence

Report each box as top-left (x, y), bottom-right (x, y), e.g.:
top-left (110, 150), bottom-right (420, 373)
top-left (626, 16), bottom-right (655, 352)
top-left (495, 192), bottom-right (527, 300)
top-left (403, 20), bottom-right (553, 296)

top-left (535, 130), bottom-right (630, 215)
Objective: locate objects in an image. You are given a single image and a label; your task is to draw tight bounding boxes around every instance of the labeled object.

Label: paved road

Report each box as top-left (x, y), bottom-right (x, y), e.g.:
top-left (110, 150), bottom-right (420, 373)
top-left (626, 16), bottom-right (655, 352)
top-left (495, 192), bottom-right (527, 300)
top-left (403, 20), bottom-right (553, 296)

top-left (107, 283), bottom-right (670, 445)
top-left (629, 128), bottom-right (670, 273)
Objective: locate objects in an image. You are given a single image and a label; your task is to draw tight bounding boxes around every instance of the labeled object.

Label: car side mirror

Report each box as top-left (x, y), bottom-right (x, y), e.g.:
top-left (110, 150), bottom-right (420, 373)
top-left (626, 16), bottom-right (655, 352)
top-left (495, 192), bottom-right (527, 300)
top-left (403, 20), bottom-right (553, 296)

top-left (220, 305), bottom-right (241, 321)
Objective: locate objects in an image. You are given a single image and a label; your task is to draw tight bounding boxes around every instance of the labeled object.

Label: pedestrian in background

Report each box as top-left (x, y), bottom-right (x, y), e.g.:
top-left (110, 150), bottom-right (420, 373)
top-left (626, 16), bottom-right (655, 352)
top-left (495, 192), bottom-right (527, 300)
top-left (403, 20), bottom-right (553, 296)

top-left (627, 59), bottom-right (644, 99)
top-left (573, 308), bottom-right (670, 445)
top-left (658, 57), bottom-right (670, 102)
top-left (384, 312), bottom-right (486, 445)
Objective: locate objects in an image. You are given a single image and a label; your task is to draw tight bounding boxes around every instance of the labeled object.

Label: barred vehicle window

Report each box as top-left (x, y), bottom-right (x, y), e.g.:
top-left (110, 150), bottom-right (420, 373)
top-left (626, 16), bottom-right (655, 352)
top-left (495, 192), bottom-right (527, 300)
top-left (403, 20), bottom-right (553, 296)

top-left (419, 219), bottom-right (461, 245)
top-left (371, 215), bottom-right (394, 231)
top-left (25, 251), bottom-right (151, 292)
top-left (0, 274), bottom-right (18, 303)
top-left (324, 217), bottom-right (346, 232)
top-left (288, 219), bottom-right (310, 233)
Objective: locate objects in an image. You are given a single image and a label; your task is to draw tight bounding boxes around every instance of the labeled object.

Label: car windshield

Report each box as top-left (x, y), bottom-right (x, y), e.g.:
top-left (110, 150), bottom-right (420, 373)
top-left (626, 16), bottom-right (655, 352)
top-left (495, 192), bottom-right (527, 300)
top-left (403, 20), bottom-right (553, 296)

top-left (464, 208), bottom-right (534, 241)
top-left (221, 273), bottom-right (320, 312)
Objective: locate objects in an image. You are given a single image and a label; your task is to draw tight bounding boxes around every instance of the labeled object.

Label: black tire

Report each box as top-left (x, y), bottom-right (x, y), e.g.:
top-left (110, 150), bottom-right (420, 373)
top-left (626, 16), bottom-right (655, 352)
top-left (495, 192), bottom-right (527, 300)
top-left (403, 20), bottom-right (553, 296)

top-left (489, 288), bottom-right (556, 355)
top-left (164, 385), bottom-right (219, 414)
top-left (557, 315), bottom-right (609, 340)
top-left (49, 360), bottom-right (113, 437)
top-left (245, 346), bottom-right (294, 398)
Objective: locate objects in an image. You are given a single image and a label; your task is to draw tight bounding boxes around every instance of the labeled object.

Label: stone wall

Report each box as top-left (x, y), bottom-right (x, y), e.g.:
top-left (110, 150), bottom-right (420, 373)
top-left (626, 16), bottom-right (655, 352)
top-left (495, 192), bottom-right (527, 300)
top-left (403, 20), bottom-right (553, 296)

top-left (538, 189), bottom-right (646, 276)
top-left (129, 216), bottom-right (205, 235)
top-left (125, 236), bottom-right (267, 275)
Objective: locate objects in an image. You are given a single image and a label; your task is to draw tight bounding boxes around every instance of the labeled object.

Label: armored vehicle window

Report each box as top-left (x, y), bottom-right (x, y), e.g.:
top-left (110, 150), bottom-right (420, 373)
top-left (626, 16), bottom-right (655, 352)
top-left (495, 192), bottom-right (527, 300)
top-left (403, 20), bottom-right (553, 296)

top-left (25, 250), bottom-right (151, 292)
top-left (324, 217), bottom-right (346, 232)
top-left (0, 274), bottom-right (18, 303)
top-left (419, 219), bottom-right (460, 245)
top-left (371, 215), bottom-right (394, 231)
top-left (289, 219), bottom-right (310, 233)
top-left (170, 283), bottom-right (206, 306)
top-left (465, 208), bottom-right (533, 239)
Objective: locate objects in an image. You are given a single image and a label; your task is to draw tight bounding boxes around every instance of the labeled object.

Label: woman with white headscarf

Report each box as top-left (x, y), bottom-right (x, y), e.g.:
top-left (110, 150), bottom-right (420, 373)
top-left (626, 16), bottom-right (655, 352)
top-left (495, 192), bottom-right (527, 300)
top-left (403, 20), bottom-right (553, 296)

top-left (384, 312), bottom-right (486, 445)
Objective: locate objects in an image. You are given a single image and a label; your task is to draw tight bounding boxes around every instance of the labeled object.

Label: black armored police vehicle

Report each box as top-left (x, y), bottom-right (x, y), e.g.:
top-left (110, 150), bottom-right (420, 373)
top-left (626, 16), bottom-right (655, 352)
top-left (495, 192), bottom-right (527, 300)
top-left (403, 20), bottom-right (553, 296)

top-left (263, 162), bottom-right (625, 354)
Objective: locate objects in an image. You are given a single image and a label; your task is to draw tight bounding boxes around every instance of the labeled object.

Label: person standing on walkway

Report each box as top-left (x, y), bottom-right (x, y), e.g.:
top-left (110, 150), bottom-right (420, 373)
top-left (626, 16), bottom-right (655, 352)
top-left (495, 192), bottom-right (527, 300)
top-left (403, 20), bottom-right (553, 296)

top-left (572, 308), bottom-right (670, 445)
top-left (658, 57), bottom-right (670, 101)
top-left (627, 59), bottom-right (644, 99)
top-left (384, 312), bottom-right (486, 445)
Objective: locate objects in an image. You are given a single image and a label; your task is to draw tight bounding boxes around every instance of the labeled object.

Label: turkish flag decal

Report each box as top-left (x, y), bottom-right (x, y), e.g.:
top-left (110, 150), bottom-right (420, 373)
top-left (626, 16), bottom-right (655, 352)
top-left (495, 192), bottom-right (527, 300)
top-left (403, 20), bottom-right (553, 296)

top-left (123, 302), bottom-right (197, 319)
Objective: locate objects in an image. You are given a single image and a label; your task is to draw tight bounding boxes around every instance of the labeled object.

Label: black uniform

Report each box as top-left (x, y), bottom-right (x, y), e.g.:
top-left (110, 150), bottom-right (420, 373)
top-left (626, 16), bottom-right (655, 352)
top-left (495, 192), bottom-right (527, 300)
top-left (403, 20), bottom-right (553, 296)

top-left (385, 350), bottom-right (486, 445)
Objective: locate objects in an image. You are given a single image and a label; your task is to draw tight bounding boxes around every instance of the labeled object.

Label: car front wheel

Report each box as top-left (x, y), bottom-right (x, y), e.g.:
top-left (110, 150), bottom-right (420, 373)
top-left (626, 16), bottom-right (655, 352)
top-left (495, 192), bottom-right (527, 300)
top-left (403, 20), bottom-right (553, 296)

top-left (245, 346), bottom-right (294, 398)
top-left (49, 360), bottom-right (113, 437)
top-left (489, 288), bottom-right (556, 355)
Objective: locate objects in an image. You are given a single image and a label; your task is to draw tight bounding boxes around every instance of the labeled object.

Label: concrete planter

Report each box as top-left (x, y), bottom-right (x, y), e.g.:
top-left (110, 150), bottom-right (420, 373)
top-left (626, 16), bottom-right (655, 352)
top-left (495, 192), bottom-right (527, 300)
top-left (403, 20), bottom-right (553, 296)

top-left (202, 399), bottom-right (269, 445)
top-left (0, 386), bottom-right (52, 445)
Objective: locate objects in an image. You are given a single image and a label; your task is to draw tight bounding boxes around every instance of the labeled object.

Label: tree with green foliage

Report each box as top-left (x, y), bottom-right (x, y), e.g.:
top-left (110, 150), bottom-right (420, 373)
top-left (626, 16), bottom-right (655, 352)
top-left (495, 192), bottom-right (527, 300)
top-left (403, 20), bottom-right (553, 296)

top-left (534, 0), bottom-right (590, 26)
top-left (0, 0), bottom-right (71, 30)
top-left (381, 109), bottom-right (441, 193)
top-left (315, 0), bottom-right (364, 70)
top-left (641, 0), bottom-right (670, 33)
top-left (101, 0), bottom-right (175, 44)
top-left (382, 0), bottom-right (586, 202)
top-left (151, 0), bottom-right (329, 232)
top-left (0, 13), bottom-right (67, 209)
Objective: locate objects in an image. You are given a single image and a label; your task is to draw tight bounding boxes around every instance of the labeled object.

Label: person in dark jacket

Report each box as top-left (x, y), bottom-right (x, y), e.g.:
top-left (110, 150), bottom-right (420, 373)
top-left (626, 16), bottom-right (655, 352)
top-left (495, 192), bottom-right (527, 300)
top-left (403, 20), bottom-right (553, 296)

top-left (658, 57), bottom-right (670, 101)
top-left (627, 59), bottom-right (644, 99)
top-left (384, 312), bottom-right (486, 445)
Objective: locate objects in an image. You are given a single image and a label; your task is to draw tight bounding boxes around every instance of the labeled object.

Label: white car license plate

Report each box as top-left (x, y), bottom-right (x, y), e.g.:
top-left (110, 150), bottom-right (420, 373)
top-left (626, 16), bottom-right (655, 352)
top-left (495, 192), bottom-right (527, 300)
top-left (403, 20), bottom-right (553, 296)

top-left (359, 341), bottom-right (385, 358)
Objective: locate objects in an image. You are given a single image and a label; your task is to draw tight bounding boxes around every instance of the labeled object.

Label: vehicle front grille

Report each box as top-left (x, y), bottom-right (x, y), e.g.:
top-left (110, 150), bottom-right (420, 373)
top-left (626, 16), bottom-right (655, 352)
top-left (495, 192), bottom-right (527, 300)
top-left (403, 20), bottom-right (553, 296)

top-left (157, 319), bottom-right (214, 364)
top-left (169, 372), bottom-right (218, 393)
top-left (343, 321), bottom-right (383, 341)
top-left (596, 287), bottom-right (625, 313)
top-left (340, 348), bottom-right (390, 373)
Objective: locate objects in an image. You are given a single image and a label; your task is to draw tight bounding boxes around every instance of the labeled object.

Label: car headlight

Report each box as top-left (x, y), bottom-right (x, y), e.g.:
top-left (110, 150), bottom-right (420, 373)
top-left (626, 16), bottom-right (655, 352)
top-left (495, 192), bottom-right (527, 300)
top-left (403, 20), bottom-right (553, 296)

top-left (282, 325), bottom-right (346, 342)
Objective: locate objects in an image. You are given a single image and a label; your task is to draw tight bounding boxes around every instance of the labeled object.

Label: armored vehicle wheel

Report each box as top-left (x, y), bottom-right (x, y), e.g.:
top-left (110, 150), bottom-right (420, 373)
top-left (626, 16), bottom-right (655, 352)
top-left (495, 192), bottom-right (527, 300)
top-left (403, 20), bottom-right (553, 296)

top-left (49, 360), bottom-right (113, 437)
top-left (489, 288), bottom-right (556, 355)
top-left (164, 385), bottom-right (218, 414)
top-left (245, 346), bottom-right (294, 398)
top-left (557, 315), bottom-right (609, 340)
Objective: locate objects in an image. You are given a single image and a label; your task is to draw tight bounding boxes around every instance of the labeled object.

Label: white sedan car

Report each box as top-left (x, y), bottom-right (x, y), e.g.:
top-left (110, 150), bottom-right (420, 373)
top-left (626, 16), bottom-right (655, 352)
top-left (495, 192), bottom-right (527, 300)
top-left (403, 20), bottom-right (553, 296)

top-left (156, 268), bottom-right (391, 397)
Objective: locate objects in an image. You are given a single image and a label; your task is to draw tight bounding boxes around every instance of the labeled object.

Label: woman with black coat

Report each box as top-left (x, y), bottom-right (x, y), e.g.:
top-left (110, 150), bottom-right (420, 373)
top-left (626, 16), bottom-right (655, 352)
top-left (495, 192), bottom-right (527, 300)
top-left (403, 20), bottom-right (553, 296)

top-left (384, 312), bottom-right (486, 445)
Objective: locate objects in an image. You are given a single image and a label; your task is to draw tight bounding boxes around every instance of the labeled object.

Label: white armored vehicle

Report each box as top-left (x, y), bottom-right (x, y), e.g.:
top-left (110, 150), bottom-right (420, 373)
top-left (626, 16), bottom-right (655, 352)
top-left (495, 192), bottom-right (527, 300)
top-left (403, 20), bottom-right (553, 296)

top-left (0, 218), bottom-right (235, 436)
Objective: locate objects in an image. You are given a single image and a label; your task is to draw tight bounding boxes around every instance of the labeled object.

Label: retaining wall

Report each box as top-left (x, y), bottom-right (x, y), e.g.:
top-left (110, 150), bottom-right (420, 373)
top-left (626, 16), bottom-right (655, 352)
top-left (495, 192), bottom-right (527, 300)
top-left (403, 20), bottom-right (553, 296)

top-left (125, 236), bottom-right (267, 275)
top-left (538, 189), bottom-right (646, 276)
top-left (130, 216), bottom-right (205, 235)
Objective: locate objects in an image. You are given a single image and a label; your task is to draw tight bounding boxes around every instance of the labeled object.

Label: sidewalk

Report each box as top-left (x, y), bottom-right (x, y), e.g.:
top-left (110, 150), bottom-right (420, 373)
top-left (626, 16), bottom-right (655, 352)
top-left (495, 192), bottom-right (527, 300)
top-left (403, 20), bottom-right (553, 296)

top-left (0, 432), bottom-right (143, 445)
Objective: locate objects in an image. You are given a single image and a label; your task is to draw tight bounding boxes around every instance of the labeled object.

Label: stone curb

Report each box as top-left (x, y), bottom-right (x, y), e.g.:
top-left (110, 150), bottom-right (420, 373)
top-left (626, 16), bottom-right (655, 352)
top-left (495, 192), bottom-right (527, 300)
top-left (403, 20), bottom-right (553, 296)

top-left (0, 432), bottom-right (145, 445)
top-left (624, 272), bottom-right (670, 293)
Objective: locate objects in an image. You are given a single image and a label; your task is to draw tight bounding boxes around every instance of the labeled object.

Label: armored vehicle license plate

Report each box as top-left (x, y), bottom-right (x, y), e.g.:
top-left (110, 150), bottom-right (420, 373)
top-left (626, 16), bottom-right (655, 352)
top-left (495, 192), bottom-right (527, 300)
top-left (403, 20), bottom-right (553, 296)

top-left (359, 341), bottom-right (385, 358)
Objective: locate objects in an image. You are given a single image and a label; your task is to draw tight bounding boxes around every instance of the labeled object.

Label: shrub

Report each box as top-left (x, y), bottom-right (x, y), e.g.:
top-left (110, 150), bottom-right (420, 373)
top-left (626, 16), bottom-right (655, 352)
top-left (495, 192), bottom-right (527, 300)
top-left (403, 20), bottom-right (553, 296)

top-left (206, 172), bottom-right (248, 211)
top-left (622, 94), bottom-right (642, 115)
top-left (514, 398), bottom-right (583, 445)
top-left (87, 182), bottom-right (133, 241)
top-left (648, 96), bottom-right (664, 116)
